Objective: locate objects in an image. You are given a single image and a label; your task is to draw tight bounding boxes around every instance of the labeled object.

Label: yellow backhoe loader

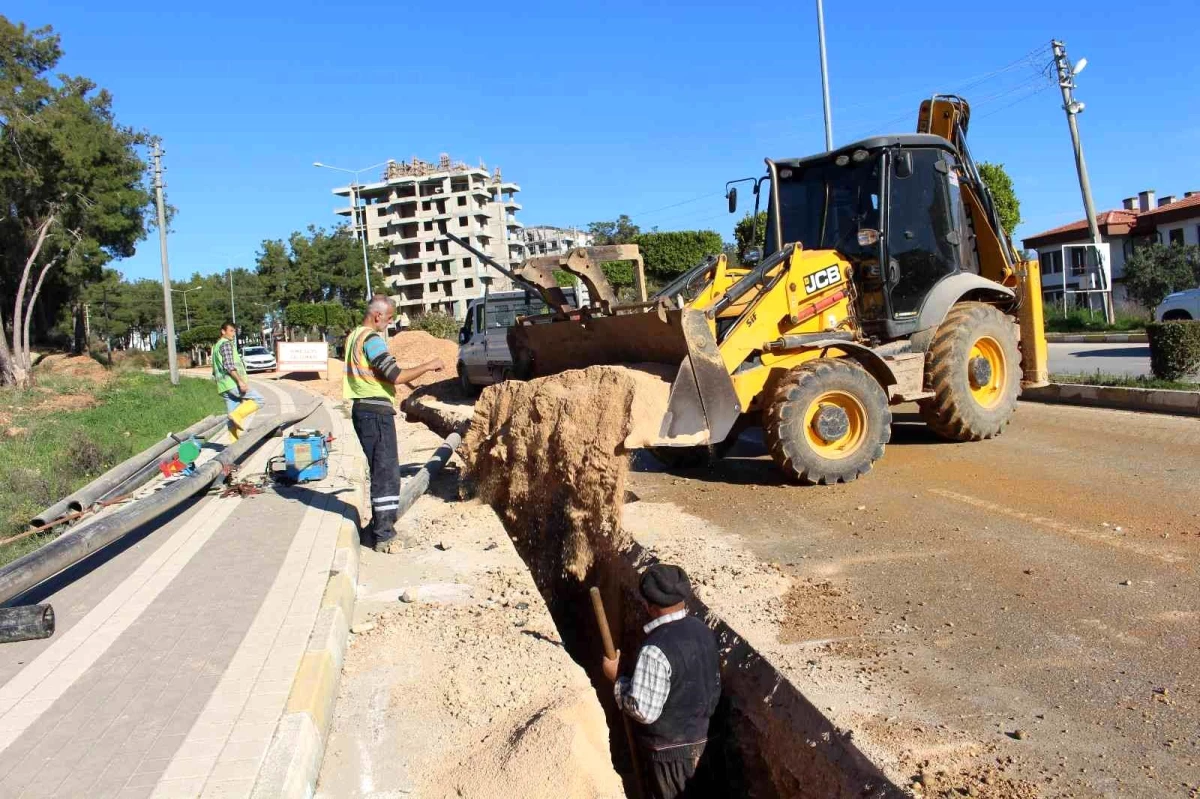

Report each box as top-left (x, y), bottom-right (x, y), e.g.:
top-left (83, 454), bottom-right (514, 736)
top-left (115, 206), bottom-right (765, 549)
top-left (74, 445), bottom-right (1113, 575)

top-left (503, 96), bottom-right (1049, 484)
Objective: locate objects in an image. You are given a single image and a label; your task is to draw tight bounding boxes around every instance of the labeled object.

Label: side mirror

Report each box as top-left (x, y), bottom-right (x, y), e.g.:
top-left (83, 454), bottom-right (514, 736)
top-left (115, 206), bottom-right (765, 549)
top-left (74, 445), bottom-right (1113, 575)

top-left (727, 187), bottom-right (738, 214)
top-left (894, 151), bottom-right (913, 179)
top-left (458, 330), bottom-right (468, 345)
top-left (743, 249), bottom-right (762, 265)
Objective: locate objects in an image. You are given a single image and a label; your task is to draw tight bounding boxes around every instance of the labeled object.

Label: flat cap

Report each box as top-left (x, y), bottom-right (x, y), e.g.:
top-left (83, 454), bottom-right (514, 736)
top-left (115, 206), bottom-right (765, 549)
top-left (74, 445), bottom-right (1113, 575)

top-left (639, 563), bottom-right (691, 607)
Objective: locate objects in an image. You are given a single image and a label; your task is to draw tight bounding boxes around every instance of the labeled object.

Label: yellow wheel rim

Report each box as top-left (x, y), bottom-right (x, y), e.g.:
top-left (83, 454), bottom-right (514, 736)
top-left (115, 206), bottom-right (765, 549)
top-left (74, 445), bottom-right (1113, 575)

top-left (802, 390), bottom-right (867, 460)
top-left (968, 335), bottom-right (1006, 409)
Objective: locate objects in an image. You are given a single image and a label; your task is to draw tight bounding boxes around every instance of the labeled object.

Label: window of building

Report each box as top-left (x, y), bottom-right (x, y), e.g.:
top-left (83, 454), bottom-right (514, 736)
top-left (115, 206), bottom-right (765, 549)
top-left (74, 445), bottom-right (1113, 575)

top-left (1042, 250), bottom-right (1062, 274)
top-left (428, 263), bottom-right (436, 272)
top-left (423, 221), bottom-right (433, 231)
top-left (457, 196), bottom-right (467, 206)
top-left (376, 207), bottom-right (387, 217)
top-left (463, 257), bottom-right (472, 271)
top-left (424, 241), bottom-right (434, 252)
top-left (442, 263), bottom-right (452, 276)
top-left (422, 201), bottom-right (432, 211)
top-left (1169, 228), bottom-right (1184, 245)
top-left (464, 278), bottom-right (474, 289)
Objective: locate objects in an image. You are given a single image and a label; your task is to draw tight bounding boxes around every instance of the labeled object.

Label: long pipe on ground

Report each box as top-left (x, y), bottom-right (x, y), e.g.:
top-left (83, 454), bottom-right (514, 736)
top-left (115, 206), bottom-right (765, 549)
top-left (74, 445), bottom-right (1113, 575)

top-left (395, 430), bottom-right (462, 519)
top-left (30, 414), bottom-right (227, 529)
top-left (0, 403), bottom-right (318, 606)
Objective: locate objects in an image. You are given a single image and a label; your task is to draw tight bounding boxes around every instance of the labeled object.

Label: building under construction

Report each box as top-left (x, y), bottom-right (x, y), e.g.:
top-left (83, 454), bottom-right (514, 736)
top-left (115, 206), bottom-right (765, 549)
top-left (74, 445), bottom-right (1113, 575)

top-left (332, 155), bottom-right (524, 319)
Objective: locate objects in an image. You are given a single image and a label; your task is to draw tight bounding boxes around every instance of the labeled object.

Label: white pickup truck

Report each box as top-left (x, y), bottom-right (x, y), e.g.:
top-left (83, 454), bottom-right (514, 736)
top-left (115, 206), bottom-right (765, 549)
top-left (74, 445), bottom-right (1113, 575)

top-left (456, 287), bottom-right (587, 392)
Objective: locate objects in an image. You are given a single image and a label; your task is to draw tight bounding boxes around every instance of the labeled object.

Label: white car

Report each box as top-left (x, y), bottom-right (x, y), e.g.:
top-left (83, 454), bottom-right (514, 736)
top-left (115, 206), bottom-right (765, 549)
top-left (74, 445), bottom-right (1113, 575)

top-left (1154, 288), bottom-right (1200, 321)
top-left (242, 345), bottom-right (277, 373)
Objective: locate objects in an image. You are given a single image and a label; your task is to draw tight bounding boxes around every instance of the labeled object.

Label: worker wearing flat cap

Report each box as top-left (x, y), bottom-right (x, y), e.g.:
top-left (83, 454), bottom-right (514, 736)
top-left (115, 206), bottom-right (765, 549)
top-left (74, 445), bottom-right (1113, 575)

top-left (602, 563), bottom-right (721, 799)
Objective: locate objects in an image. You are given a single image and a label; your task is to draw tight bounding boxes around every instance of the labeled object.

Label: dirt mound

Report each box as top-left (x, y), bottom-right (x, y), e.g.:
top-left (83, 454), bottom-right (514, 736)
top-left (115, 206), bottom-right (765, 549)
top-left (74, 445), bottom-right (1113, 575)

top-left (418, 691), bottom-right (624, 799)
top-left (462, 365), bottom-right (671, 582)
top-left (35, 353), bottom-right (112, 384)
top-left (387, 329), bottom-right (459, 391)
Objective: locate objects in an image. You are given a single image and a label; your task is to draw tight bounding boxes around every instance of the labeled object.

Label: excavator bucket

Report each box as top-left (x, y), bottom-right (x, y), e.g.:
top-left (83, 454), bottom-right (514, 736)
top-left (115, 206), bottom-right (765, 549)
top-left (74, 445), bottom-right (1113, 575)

top-left (508, 307), bottom-right (741, 448)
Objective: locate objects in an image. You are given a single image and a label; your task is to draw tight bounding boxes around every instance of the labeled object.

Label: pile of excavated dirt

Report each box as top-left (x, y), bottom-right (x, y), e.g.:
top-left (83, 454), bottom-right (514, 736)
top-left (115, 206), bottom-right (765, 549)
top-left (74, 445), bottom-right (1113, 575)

top-left (289, 330), bottom-right (462, 405)
top-left (461, 365), bottom-right (674, 582)
top-left (35, 353), bottom-right (113, 384)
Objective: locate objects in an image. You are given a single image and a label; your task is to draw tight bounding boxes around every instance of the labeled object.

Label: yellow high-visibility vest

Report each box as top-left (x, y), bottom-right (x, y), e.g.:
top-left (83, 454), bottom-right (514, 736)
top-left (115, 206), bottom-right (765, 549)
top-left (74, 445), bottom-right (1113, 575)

top-left (342, 326), bottom-right (396, 402)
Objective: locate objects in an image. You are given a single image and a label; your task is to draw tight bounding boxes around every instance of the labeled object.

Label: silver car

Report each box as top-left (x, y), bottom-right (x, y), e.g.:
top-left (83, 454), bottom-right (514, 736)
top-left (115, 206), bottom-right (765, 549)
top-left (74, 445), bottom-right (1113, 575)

top-left (242, 345), bottom-right (277, 373)
top-left (1155, 288), bottom-right (1199, 321)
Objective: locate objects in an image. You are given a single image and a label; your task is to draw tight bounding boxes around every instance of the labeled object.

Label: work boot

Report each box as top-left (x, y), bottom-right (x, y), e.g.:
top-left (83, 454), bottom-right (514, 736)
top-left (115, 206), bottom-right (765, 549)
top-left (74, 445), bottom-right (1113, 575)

top-left (373, 533), bottom-right (419, 554)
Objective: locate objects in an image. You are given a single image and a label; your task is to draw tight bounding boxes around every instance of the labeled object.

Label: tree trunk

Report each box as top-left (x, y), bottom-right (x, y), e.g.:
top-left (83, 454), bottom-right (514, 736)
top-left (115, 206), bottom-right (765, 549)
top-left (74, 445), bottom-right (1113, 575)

top-left (73, 304), bottom-right (87, 355)
top-left (0, 307), bottom-right (21, 387)
top-left (12, 214), bottom-right (57, 373)
top-left (22, 254), bottom-right (59, 367)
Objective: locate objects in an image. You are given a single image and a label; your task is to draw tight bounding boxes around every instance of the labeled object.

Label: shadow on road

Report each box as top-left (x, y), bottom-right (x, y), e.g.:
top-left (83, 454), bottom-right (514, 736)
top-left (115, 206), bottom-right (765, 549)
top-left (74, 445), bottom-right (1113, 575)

top-left (1065, 346), bottom-right (1149, 358)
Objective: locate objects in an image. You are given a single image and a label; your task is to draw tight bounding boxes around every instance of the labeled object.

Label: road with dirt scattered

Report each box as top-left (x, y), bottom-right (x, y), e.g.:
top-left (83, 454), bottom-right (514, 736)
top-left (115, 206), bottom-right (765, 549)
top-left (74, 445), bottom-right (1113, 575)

top-left (628, 400), bottom-right (1199, 798)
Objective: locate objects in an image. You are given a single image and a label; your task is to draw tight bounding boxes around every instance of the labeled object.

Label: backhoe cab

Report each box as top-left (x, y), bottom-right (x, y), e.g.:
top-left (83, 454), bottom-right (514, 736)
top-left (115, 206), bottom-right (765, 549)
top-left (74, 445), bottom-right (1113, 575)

top-left (507, 95), bottom-right (1049, 484)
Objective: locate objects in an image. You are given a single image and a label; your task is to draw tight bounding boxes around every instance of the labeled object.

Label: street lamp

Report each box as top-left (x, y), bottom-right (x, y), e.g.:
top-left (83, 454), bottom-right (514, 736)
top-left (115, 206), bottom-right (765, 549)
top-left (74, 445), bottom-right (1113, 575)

top-left (313, 160), bottom-right (389, 298)
top-left (171, 286), bottom-right (201, 330)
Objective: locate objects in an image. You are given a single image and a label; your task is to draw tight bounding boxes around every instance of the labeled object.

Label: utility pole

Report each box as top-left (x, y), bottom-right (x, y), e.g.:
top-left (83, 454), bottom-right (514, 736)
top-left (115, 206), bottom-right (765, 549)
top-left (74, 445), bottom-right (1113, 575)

top-left (815, 0), bottom-right (834, 151)
top-left (228, 268), bottom-right (237, 325)
top-left (151, 140), bottom-right (180, 385)
top-left (1051, 39), bottom-right (1113, 323)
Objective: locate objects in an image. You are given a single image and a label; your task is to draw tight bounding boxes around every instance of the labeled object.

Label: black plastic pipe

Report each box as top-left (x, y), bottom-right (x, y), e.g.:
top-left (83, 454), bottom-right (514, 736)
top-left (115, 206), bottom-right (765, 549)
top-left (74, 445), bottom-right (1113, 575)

top-left (30, 414), bottom-right (227, 529)
top-left (1, 403), bottom-right (318, 606)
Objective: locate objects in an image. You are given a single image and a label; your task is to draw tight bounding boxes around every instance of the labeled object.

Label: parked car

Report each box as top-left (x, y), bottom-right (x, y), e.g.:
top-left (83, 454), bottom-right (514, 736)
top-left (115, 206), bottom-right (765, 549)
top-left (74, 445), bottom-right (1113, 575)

top-left (241, 345), bottom-right (277, 373)
top-left (457, 287), bottom-right (588, 392)
top-left (1154, 288), bottom-right (1200, 321)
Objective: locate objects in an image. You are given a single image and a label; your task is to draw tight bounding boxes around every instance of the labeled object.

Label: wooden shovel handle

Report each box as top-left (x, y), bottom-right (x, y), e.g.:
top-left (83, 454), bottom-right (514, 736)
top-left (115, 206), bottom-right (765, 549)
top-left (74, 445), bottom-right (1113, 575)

top-left (589, 586), bottom-right (618, 659)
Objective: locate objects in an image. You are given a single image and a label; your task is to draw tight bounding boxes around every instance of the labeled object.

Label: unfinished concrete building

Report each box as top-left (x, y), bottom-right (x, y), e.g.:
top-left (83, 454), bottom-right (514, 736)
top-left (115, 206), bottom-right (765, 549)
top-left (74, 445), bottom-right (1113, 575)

top-left (517, 225), bottom-right (593, 258)
top-left (332, 155), bottom-right (524, 319)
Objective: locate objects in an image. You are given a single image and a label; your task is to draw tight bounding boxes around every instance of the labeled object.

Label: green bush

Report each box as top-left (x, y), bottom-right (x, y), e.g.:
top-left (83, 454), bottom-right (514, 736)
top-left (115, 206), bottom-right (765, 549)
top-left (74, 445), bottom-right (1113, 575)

top-left (410, 311), bottom-right (460, 341)
top-left (1147, 321), bottom-right (1200, 381)
top-left (178, 324), bottom-right (222, 351)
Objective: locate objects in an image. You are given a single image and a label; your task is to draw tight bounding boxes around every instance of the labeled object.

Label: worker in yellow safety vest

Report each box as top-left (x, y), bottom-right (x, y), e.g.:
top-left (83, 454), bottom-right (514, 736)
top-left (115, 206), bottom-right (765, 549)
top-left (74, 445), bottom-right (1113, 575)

top-left (212, 322), bottom-right (265, 440)
top-left (344, 295), bottom-right (444, 553)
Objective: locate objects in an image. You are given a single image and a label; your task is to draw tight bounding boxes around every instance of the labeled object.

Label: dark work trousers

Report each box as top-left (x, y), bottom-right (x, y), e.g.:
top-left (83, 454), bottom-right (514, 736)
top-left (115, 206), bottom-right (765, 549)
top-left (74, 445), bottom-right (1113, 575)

top-left (646, 742), bottom-right (708, 799)
top-left (351, 407), bottom-right (400, 544)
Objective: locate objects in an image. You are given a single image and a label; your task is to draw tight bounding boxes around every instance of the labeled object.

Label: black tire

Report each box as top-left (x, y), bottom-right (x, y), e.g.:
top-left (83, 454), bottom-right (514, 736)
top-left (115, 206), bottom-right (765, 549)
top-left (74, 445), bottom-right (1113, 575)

top-left (918, 301), bottom-right (1021, 442)
top-left (457, 362), bottom-right (479, 397)
top-left (764, 359), bottom-right (891, 485)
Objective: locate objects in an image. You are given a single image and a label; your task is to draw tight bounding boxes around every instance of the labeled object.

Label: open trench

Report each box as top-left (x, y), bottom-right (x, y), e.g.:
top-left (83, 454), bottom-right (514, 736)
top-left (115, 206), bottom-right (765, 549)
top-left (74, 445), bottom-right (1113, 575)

top-left (447, 368), bottom-right (908, 798)
top-left (485, 496), bottom-right (904, 799)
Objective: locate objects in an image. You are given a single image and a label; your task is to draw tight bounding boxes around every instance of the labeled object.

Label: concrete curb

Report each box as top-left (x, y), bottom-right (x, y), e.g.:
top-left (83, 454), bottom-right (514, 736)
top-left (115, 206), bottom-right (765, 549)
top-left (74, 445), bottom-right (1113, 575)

top-left (1044, 332), bottom-right (1147, 343)
top-left (1023, 382), bottom-right (1200, 416)
top-left (251, 398), bottom-right (364, 799)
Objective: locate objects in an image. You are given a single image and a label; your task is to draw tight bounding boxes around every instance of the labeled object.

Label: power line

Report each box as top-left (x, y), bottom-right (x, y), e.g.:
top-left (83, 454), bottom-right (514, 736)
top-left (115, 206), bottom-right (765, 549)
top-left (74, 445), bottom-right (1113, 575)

top-left (627, 191), bottom-right (724, 220)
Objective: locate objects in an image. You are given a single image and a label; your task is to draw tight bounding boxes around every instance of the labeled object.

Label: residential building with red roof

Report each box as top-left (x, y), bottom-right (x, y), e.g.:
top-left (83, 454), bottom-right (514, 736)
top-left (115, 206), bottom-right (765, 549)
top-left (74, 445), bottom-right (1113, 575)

top-left (1022, 189), bottom-right (1200, 307)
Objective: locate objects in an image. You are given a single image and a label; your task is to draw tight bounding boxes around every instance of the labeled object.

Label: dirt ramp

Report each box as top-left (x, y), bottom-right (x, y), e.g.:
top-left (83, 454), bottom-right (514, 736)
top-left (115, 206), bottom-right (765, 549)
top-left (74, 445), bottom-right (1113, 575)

top-left (462, 365), bottom-right (663, 581)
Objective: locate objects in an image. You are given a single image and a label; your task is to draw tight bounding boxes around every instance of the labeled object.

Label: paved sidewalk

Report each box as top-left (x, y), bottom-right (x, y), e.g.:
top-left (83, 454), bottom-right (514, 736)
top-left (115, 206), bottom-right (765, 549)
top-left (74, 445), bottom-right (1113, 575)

top-left (0, 379), bottom-right (363, 799)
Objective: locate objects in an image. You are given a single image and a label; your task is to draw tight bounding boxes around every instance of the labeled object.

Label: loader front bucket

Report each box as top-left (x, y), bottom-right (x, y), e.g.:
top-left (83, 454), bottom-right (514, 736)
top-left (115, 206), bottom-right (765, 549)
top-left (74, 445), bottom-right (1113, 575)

top-left (508, 308), bottom-right (742, 448)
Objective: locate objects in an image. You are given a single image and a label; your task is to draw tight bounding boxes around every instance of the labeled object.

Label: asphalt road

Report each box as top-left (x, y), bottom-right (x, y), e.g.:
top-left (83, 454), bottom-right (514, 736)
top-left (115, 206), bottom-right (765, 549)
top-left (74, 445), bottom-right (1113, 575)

top-left (628, 401), bottom-right (1200, 798)
top-left (1047, 342), bottom-right (1151, 378)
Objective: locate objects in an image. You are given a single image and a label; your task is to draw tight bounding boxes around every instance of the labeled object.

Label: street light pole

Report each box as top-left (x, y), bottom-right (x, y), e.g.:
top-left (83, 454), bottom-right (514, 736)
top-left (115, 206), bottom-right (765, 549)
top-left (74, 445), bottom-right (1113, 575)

top-left (171, 286), bottom-right (200, 330)
top-left (815, 0), bottom-right (834, 151)
top-left (313, 161), bottom-right (389, 300)
top-left (1051, 39), bottom-right (1112, 323)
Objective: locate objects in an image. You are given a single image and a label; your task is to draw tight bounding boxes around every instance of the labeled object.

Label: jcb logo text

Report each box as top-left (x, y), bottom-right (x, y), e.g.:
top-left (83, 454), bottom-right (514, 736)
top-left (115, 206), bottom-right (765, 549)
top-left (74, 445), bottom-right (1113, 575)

top-left (803, 265), bottom-right (841, 295)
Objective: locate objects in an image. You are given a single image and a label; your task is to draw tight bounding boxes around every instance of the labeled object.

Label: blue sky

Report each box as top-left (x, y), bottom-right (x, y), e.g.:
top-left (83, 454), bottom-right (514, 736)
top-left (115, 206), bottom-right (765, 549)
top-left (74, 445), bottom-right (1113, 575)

top-left (12, 0), bottom-right (1199, 281)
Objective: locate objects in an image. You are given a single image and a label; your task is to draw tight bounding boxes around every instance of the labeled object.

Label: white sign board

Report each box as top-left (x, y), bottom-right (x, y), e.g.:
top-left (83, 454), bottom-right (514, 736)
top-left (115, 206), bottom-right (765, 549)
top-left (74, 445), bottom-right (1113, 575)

top-left (276, 341), bottom-right (328, 374)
